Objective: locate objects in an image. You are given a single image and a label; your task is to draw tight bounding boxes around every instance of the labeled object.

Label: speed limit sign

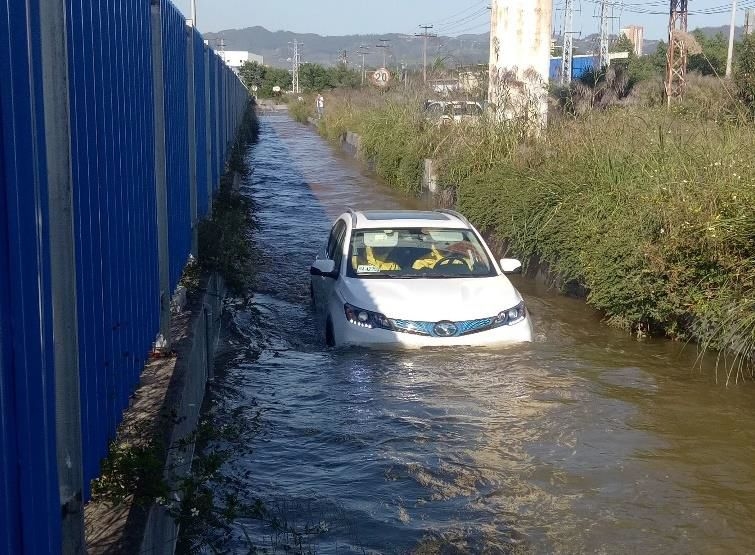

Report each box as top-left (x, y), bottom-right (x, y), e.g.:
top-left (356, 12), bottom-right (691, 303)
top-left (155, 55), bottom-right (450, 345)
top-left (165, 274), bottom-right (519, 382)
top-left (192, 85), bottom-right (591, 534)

top-left (371, 67), bottom-right (391, 87)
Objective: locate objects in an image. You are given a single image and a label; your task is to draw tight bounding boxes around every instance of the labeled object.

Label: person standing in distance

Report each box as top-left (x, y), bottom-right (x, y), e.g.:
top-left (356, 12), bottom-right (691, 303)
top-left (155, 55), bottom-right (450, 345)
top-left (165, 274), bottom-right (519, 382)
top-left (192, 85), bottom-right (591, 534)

top-left (316, 93), bottom-right (325, 119)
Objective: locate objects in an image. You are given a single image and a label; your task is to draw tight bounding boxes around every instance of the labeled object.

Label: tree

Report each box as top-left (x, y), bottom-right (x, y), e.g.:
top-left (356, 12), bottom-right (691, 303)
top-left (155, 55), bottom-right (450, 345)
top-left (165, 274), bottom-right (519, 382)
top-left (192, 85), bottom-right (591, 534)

top-left (611, 34), bottom-right (635, 54)
top-left (238, 61), bottom-right (291, 97)
top-left (688, 31), bottom-right (727, 76)
top-left (298, 63), bottom-right (333, 91)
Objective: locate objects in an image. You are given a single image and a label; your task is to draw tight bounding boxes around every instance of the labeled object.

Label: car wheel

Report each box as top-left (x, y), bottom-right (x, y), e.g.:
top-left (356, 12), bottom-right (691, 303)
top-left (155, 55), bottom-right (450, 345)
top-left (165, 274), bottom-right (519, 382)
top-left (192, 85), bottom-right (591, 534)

top-left (325, 319), bottom-right (335, 347)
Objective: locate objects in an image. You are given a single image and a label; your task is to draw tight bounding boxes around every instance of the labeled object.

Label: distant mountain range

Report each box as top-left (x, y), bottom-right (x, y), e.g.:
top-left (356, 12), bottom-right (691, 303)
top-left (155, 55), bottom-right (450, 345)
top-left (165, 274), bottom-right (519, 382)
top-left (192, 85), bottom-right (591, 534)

top-left (203, 25), bottom-right (749, 69)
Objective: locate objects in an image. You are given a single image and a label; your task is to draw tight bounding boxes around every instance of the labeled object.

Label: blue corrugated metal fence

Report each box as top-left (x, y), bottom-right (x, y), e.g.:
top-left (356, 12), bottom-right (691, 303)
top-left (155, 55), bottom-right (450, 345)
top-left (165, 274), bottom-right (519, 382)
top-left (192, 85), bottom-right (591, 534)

top-left (550, 55), bottom-right (599, 81)
top-left (0, 0), bottom-right (250, 551)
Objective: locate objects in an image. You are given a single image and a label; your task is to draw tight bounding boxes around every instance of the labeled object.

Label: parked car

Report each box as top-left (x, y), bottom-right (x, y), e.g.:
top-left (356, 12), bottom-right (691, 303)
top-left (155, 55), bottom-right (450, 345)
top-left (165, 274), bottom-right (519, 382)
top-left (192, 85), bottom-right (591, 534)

top-left (310, 209), bottom-right (533, 348)
top-left (423, 100), bottom-right (483, 125)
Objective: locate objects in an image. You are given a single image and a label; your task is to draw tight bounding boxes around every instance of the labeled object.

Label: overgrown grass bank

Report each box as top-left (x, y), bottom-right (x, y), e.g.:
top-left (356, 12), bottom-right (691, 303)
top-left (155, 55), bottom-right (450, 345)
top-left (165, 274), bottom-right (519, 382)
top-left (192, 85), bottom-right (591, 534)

top-left (314, 85), bottom-right (755, 380)
top-left (197, 102), bottom-right (259, 294)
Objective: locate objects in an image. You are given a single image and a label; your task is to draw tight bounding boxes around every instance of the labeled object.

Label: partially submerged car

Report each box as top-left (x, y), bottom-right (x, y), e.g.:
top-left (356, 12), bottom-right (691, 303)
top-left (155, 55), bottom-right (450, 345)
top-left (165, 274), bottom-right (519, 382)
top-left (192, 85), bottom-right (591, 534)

top-left (310, 209), bottom-right (533, 348)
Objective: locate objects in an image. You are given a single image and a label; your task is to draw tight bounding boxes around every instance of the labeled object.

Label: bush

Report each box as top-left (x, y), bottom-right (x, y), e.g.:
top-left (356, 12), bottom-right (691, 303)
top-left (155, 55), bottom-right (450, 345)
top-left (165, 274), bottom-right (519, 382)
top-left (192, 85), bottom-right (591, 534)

top-left (455, 108), bottom-right (755, 378)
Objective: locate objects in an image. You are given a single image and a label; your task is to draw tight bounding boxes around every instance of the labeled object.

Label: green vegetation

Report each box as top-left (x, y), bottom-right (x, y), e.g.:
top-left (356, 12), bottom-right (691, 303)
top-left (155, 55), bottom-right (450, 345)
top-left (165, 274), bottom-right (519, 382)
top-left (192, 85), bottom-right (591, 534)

top-left (238, 62), bottom-right (292, 97)
top-left (288, 95), bottom-right (315, 123)
top-left (239, 60), bottom-right (360, 97)
top-left (197, 102), bottom-right (258, 294)
top-left (312, 50), bottom-right (755, 380)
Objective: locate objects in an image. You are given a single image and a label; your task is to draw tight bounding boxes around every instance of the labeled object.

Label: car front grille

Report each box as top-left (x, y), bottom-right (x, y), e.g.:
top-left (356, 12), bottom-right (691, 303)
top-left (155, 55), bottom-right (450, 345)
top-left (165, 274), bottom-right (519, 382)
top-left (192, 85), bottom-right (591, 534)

top-left (390, 317), bottom-right (495, 338)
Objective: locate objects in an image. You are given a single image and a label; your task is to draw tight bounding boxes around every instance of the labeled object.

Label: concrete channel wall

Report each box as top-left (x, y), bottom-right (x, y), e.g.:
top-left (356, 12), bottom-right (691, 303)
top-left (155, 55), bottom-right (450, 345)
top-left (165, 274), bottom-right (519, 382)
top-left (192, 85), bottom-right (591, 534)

top-left (332, 127), bottom-right (440, 195)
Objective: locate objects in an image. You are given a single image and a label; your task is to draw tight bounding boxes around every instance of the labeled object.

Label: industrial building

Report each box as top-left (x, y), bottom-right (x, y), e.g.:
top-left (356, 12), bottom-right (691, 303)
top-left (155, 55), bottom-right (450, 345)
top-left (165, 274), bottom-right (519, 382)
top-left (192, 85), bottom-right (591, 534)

top-left (217, 50), bottom-right (264, 72)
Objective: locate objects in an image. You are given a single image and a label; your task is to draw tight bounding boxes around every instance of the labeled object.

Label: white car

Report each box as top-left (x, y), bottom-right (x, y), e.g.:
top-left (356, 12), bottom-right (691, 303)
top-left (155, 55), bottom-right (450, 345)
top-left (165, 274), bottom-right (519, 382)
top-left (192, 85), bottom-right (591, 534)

top-left (310, 209), bottom-right (533, 348)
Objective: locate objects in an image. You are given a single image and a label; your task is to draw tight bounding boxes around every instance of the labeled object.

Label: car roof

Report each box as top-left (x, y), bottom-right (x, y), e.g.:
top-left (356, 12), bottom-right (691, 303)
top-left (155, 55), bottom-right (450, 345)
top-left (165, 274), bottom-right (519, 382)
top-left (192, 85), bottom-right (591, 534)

top-left (347, 209), bottom-right (470, 230)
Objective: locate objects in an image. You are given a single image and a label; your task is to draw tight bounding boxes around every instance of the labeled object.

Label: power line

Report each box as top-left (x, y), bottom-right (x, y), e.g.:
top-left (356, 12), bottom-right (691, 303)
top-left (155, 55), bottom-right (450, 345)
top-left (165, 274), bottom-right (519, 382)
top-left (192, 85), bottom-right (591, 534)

top-left (375, 38), bottom-right (390, 68)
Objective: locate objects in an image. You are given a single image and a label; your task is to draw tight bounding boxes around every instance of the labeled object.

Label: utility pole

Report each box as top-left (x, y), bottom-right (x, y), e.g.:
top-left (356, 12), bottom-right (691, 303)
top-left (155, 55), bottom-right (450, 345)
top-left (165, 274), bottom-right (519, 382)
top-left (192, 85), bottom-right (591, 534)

top-left (375, 38), bottom-right (390, 67)
top-left (726, 0), bottom-right (738, 77)
top-left (665, 0), bottom-right (689, 104)
top-left (746, 9), bottom-right (754, 35)
top-left (562, 0), bottom-right (574, 84)
top-left (417, 24), bottom-right (437, 83)
top-left (358, 45), bottom-right (369, 85)
top-left (218, 37), bottom-right (226, 64)
top-left (599, 0), bottom-right (610, 69)
top-left (488, 0), bottom-right (552, 129)
top-left (291, 39), bottom-right (301, 93)
top-left (339, 49), bottom-right (348, 66)
top-left (191, 0), bottom-right (197, 26)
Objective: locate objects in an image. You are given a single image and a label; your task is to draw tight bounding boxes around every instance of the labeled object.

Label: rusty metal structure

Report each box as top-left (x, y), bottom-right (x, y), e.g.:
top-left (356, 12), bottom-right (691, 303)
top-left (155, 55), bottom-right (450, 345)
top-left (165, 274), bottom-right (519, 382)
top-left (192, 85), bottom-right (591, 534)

top-left (665, 0), bottom-right (689, 104)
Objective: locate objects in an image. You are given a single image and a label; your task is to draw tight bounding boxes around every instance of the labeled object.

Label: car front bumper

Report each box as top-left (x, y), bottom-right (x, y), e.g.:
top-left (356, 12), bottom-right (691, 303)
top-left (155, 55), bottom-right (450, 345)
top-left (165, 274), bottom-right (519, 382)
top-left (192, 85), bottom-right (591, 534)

top-left (334, 316), bottom-right (534, 348)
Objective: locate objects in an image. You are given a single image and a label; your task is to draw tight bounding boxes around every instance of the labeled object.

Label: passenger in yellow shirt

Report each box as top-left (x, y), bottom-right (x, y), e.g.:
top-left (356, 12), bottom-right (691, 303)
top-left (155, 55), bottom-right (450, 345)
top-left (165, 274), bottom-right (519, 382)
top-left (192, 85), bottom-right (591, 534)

top-left (363, 246), bottom-right (401, 271)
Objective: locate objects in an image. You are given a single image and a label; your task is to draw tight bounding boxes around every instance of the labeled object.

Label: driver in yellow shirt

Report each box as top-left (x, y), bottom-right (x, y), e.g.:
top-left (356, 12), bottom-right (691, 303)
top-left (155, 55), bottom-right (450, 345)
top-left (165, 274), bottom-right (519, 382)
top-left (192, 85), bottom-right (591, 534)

top-left (411, 244), bottom-right (445, 270)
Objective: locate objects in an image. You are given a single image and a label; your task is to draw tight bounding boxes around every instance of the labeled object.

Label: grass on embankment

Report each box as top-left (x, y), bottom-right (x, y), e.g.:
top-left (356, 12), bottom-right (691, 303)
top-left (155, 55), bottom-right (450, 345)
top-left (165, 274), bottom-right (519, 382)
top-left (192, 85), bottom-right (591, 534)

top-left (197, 101), bottom-right (259, 294)
top-left (312, 87), bottom-right (755, 380)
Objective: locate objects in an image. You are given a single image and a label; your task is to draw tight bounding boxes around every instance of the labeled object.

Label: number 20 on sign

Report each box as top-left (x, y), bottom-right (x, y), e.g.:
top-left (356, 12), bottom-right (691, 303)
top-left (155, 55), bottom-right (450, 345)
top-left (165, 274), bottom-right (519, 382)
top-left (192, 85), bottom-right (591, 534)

top-left (371, 68), bottom-right (391, 87)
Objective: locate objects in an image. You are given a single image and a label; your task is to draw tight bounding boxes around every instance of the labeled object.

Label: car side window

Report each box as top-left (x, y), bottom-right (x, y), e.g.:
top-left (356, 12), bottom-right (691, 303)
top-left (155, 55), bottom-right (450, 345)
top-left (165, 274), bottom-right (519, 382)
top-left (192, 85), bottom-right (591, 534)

top-left (332, 225), bottom-right (348, 272)
top-left (326, 220), bottom-right (346, 261)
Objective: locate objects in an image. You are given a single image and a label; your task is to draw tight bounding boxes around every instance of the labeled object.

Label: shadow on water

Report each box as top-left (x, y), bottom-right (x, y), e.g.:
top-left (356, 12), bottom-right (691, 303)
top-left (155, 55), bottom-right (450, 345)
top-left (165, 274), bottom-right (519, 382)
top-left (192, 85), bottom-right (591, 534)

top-left (201, 114), bottom-right (755, 554)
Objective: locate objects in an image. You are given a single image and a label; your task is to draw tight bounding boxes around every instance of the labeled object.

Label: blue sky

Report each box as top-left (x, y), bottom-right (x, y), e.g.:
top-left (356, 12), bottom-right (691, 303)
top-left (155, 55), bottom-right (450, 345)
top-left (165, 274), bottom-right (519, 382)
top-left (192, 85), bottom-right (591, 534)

top-left (174, 1), bottom-right (748, 40)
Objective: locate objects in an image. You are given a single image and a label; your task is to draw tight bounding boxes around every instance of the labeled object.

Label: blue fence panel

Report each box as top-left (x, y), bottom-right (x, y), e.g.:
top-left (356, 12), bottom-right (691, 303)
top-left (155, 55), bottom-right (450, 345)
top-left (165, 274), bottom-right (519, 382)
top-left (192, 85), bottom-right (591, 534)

top-left (67, 0), bottom-right (161, 501)
top-left (0, 0), bottom-right (248, 547)
top-left (549, 55), bottom-right (598, 81)
top-left (162, 0), bottom-right (192, 292)
top-left (0, 71), bottom-right (21, 555)
top-left (0, 0), bottom-right (62, 552)
top-left (209, 56), bottom-right (219, 191)
top-left (194, 30), bottom-right (209, 219)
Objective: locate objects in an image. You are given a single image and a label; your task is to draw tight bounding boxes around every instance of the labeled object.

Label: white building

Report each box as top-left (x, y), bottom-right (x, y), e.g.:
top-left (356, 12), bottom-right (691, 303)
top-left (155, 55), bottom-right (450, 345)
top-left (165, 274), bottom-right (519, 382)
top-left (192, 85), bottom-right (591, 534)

top-left (621, 26), bottom-right (644, 57)
top-left (218, 50), bottom-right (264, 72)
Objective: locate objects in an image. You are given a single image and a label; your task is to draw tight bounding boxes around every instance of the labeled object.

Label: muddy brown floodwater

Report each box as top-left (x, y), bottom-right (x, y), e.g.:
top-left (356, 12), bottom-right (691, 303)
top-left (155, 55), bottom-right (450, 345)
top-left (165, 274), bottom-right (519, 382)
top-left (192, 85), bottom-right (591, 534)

top-left (200, 114), bottom-right (755, 554)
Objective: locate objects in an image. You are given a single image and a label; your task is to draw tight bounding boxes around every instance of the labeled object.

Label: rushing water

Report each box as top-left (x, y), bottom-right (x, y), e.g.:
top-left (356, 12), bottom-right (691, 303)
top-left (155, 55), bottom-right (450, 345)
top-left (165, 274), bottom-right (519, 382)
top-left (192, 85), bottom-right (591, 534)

top-left (201, 114), bottom-right (755, 554)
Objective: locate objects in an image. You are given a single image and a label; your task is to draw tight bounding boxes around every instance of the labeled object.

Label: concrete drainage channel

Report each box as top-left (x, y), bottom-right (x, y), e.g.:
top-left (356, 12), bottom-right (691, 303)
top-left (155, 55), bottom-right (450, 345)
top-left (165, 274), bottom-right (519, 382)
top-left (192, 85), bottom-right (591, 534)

top-left (308, 122), bottom-right (442, 197)
top-left (84, 272), bottom-right (226, 554)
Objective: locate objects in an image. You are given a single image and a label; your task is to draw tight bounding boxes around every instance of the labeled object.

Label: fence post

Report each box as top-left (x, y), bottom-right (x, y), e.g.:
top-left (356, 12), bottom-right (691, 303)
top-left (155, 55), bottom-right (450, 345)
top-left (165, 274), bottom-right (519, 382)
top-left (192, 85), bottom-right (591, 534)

top-left (39, 0), bottom-right (86, 552)
top-left (186, 21), bottom-right (198, 257)
top-left (215, 58), bottom-right (222, 180)
top-left (151, 0), bottom-right (171, 348)
top-left (204, 42), bottom-right (213, 210)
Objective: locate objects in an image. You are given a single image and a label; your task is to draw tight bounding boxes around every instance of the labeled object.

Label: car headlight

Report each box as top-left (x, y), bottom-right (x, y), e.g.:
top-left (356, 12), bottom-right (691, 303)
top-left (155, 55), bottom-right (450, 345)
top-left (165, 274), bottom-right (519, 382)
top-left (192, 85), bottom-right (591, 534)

top-left (344, 303), bottom-right (393, 330)
top-left (492, 301), bottom-right (526, 327)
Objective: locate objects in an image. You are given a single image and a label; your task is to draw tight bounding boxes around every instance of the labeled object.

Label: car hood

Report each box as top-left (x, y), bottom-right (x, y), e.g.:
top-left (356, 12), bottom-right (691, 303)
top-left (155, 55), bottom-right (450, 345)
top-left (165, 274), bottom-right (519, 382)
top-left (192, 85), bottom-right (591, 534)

top-left (339, 276), bottom-right (523, 322)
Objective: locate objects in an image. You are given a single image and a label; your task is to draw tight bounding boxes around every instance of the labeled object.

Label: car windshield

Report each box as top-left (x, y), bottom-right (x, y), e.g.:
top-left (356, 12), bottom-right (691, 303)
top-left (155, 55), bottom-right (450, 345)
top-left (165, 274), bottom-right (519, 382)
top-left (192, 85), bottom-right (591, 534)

top-left (347, 227), bottom-right (497, 279)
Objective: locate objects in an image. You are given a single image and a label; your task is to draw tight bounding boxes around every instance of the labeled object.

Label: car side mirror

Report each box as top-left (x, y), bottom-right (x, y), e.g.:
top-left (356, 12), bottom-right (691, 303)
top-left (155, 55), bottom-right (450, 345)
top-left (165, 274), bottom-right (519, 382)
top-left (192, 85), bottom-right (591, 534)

top-left (310, 259), bottom-right (338, 279)
top-left (500, 258), bottom-right (522, 274)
